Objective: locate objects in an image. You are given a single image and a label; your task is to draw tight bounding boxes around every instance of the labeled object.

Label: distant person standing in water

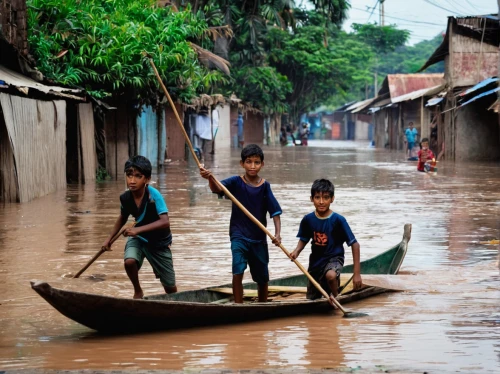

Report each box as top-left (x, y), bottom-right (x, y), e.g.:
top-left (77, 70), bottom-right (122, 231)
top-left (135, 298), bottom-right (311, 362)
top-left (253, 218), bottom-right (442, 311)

top-left (237, 112), bottom-right (244, 148)
top-left (300, 122), bottom-right (310, 146)
top-left (405, 122), bottom-right (418, 159)
top-left (430, 118), bottom-right (438, 156)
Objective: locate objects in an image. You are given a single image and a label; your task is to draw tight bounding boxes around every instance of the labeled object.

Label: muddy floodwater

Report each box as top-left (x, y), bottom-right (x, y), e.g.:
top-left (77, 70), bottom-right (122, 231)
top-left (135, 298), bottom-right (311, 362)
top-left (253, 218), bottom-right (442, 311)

top-left (0, 140), bottom-right (498, 372)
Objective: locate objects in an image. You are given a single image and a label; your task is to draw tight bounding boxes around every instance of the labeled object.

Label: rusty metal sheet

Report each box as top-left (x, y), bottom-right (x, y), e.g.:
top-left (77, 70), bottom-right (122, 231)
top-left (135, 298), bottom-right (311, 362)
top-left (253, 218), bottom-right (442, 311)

top-left (0, 64), bottom-right (84, 100)
top-left (385, 74), bottom-right (444, 98)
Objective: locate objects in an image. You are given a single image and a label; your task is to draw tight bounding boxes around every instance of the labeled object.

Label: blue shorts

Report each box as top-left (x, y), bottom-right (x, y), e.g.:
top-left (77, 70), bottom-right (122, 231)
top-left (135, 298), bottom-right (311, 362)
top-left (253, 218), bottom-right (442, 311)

top-left (231, 238), bottom-right (269, 284)
top-left (407, 141), bottom-right (415, 151)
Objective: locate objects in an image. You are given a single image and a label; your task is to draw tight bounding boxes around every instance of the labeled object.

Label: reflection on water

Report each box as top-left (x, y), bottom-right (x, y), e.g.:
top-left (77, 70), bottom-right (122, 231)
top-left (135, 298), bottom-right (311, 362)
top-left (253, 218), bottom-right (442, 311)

top-left (0, 140), bottom-right (499, 372)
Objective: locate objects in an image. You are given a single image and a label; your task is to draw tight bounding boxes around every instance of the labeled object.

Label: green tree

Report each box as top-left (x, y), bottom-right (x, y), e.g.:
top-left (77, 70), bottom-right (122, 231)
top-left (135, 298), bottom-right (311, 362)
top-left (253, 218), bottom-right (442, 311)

top-left (266, 22), bottom-right (372, 123)
top-left (352, 23), bottom-right (410, 93)
top-left (231, 66), bottom-right (292, 114)
top-left (378, 33), bottom-right (445, 75)
top-left (27, 0), bottom-right (226, 102)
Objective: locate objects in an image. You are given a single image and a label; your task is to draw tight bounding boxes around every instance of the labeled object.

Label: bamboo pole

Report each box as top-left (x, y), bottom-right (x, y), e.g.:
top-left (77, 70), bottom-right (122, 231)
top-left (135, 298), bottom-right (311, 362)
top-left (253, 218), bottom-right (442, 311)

top-left (73, 223), bottom-right (135, 278)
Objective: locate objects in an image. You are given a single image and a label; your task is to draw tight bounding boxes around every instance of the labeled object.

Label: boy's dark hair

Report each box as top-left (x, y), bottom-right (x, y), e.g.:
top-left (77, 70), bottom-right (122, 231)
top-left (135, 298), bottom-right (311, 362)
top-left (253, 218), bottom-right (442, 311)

top-left (311, 179), bottom-right (335, 198)
top-left (421, 137), bottom-right (429, 143)
top-left (241, 144), bottom-right (264, 162)
top-left (124, 155), bottom-right (152, 178)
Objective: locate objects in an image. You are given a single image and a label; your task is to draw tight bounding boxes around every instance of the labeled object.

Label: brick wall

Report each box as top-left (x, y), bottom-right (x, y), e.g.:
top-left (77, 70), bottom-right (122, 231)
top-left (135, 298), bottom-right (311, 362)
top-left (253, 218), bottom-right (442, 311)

top-left (0, 0), bottom-right (28, 55)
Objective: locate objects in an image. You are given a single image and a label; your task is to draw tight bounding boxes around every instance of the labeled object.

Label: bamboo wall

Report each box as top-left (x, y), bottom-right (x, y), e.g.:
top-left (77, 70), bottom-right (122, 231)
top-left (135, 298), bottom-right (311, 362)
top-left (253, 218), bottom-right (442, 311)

top-left (0, 93), bottom-right (66, 203)
top-left (214, 105), bottom-right (230, 150)
top-left (165, 104), bottom-right (185, 161)
top-left (0, 106), bottom-right (17, 202)
top-left (78, 103), bottom-right (97, 182)
top-left (104, 103), bottom-right (134, 180)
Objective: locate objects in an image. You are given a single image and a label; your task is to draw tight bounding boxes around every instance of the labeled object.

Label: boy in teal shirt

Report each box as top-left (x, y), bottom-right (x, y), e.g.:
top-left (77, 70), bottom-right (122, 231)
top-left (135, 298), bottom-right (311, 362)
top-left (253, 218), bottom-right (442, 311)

top-left (102, 155), bottom-right (177, 299)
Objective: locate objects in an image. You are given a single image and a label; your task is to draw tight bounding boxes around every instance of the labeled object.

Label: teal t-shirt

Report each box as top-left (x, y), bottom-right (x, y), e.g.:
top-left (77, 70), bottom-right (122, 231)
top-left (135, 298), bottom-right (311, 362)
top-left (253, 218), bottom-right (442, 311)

top-left (405, 128), bottom-right (418, 143)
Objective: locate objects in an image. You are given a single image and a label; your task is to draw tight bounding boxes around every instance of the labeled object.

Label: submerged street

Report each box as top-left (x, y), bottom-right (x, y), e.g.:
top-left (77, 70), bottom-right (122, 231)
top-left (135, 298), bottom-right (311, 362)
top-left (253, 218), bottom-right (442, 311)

top-left (0, 141), bottom-right (498, 372)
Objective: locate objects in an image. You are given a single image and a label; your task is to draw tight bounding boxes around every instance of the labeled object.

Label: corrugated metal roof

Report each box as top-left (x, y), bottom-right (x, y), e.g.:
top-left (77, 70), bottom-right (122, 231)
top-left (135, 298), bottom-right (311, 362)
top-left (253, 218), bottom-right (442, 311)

top-left (379, 74), bottom-right (444, 98)
top-left (0, 65), bottom-right (84, 100)
top-left (459, 87), bottom-right (500, 108)
top-left (351, 97), bottom-right (378, 113)
top-left (345, 97), bottom-right (376, 112)
top-left (458, 77), bottom-right (498, 96)
top-left (333, 101), bottom-right (357, 112)
top-left (391, 84), bottom-right (445, 104)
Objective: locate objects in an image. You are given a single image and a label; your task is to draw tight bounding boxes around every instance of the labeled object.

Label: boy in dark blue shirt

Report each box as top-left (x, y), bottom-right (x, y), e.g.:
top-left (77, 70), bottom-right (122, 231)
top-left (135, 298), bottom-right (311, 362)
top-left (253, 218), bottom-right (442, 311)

top-left (290, 179), bottom-right (362, 299)
top-left (102, 155), bottom-right (177, 299)
top-left (200, 144), bottom-right (282, 303)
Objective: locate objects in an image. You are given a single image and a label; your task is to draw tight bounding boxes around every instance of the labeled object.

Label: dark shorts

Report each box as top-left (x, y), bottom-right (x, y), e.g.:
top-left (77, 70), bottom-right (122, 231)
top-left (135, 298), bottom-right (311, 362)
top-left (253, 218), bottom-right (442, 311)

top-left (124, 237), bottom-right (176, 287)
top-left (307, 257), bottom-right (344, 300)
top-left (231, 238), bottom-right (269, 284)
top-left (407, 141), bottom-right (415, 151)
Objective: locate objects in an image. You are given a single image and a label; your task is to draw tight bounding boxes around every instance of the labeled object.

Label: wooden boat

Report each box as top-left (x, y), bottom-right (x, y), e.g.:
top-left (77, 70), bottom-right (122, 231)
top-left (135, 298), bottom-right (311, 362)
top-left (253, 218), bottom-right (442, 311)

top-left (31, 224), bottom-right (411, 333)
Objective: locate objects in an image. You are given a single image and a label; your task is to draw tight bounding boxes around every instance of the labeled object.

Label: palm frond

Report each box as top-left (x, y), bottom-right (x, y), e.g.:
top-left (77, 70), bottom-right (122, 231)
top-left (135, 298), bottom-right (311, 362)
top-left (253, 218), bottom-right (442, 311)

top-left (204, 25), bottom-right (234, 41)
top-left (189, 42), bottom-right (231, 76)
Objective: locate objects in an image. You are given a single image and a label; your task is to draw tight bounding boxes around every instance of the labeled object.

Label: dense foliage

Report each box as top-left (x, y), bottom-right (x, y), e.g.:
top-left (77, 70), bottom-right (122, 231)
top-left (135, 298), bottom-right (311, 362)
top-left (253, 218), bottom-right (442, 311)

top-left (266, 24), bottom-right (372, 120)
top-left (331, 32), bottom-right (445, 107)
top-left (378, 34), bottom-right (445, 75)
top-left (26, 0), bottom-right (445, 118)
top-left (27, 0), bottom-right (225, 102)
top-left (183, 1), bottom-right (352, 115)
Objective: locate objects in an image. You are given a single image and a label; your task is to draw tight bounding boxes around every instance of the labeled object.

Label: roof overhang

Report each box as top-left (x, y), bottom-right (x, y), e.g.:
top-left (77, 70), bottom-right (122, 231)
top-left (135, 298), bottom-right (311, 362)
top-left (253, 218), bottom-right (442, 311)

top-left (0, 64), bottom-right (84, 101)
top-left (391, 84), bottom-right (446, 104)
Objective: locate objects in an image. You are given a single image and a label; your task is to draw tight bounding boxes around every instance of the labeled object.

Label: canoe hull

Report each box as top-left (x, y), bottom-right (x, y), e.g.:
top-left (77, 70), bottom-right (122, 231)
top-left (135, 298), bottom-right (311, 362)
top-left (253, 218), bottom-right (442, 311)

top-left (31, 224), bottom-right (411, 333)
top-left (31, 282), bottom-right (386, 332)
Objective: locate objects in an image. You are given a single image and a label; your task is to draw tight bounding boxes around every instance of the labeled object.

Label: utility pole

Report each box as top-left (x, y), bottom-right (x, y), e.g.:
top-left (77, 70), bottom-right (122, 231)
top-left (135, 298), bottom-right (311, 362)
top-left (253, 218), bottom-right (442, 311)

top-left (375, 0), bottom-right (386, 95)
top-left (380, 0), bottom-right (385, 26)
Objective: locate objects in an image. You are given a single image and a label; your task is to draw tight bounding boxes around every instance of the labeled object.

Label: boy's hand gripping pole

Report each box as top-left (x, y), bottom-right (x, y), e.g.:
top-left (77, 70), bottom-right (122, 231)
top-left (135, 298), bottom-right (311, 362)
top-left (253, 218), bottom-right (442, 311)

top-left (73, 222), bottom-right (136, 278)
top-left (148, 57), bottom-right (365, 318)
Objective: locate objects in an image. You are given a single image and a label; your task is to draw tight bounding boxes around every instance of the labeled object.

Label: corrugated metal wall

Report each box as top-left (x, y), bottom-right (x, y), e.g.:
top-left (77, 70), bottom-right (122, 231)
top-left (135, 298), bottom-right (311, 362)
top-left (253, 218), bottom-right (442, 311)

top-left (137, 106), bottom-right (164, 168)
top-left (0, 93), bottom-right (66, 203)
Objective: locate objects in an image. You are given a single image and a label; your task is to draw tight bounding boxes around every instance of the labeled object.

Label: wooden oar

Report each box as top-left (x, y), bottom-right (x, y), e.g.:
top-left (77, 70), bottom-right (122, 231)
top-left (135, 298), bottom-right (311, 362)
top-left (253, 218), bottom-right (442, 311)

top-left (148, 58), bottom-right (366, 318)
top-left (73, 223), bottom-right (135, 278)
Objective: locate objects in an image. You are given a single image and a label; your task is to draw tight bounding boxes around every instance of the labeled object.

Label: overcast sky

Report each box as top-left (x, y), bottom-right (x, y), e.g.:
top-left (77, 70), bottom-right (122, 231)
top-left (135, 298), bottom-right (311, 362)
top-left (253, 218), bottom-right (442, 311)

top-left (340, 0), bottom-right (498, 45)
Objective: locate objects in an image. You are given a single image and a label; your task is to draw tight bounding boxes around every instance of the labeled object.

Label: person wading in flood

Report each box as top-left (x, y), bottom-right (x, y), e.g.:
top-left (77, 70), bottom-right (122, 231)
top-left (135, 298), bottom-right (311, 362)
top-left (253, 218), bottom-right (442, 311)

top-left (200, 144), bottom-right (282, 303)
top-left (290, 179), bottom-right (362, 299)
top-left (102, 155), bottom-right (177, 299)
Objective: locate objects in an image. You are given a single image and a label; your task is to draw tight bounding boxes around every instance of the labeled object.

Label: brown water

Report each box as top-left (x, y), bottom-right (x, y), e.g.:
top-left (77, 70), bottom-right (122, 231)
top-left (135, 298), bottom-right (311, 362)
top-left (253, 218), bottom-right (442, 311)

top-left (0, 140), bottom-right (498, 372)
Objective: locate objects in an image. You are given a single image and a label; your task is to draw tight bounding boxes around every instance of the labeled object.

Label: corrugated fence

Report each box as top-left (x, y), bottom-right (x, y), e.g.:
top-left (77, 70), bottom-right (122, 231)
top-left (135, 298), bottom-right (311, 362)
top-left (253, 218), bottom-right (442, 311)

top-left (0, 93), bottom-right (66, 202)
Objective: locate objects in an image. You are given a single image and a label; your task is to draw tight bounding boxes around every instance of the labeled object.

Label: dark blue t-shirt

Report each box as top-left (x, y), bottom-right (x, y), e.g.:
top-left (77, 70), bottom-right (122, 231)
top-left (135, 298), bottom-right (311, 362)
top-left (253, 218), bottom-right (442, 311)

top-left (219, 176), bottom-right (282, 243)
top-left (297, 212), bottom-right (357, 270)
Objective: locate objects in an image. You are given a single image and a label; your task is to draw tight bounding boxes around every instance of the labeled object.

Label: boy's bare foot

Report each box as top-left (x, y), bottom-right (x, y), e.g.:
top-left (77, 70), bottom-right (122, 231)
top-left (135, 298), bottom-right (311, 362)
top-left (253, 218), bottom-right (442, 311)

top-left (133, 291), bottom-right (144, 299)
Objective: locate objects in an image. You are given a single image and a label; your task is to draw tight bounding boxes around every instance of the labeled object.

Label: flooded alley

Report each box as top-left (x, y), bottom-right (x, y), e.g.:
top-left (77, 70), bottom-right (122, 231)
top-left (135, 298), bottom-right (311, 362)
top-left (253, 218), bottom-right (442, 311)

top-left (0, 141), bottom-right (499, 372)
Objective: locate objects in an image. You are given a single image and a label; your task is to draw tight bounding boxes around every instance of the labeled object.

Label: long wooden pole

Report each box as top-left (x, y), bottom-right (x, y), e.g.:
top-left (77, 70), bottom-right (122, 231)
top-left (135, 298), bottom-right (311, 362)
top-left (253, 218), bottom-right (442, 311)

top-left (73, 223), bottom-right (135, 278)
top-left (148, 59), bottom-right (350, 315)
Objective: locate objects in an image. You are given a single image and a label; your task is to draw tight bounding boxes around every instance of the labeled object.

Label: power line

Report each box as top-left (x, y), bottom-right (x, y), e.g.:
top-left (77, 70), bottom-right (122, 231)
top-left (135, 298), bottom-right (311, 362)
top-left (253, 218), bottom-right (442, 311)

top-left (351, 6), bottom-right (445, 26)
top-left (442, 0), bottom-right (472, 14)
top-left (366, 0), bottom-right (380, 23)
top-left (422, 0), bottom-right (463, 15)
top-left (464, 0), bottom-right (491, 13)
